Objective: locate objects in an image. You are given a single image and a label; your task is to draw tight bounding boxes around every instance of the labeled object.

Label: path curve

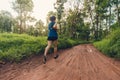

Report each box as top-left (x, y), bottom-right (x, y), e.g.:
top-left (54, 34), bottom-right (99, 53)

top-left (0, 44), bottom-right (120, 80)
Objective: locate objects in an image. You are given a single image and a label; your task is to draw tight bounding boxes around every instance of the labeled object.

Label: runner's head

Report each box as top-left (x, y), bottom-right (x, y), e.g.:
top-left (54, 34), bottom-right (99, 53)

top-left (50, 16), bottom-right (56, 22)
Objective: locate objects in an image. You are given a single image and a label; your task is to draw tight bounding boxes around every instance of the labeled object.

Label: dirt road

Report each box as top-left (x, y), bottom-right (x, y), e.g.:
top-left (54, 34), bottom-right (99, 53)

top-left (0, 44), bottom-right (120, 80)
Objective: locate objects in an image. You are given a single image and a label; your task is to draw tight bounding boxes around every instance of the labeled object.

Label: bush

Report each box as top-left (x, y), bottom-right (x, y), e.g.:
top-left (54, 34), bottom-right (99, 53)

top-left (0, 33), bottom-right (89, 62)
top-left (94, 29), bottom-right (120, 59)
top-left (109, 29), bottom-right (120, 58)
top-left (0, 33), bottom-right (46, 62)
top-left (94, 39), bottom-right (110, 56)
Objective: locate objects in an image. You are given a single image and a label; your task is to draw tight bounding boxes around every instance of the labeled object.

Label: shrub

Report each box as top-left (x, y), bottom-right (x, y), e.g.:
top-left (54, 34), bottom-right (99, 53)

top-left (0, 33), bottom-right (89, 62)
top-left (94, 29), bottom-right (120, 59)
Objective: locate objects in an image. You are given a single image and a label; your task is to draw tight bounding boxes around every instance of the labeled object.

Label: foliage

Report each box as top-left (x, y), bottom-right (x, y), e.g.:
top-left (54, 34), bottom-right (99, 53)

top-left (0, 33), bottom-right (46, 62)
top-left (65, 0), bottom-right (119, 41)
top-left (0, 10), bottom-right (13, 32)
top-left (12, 0), bottom-right (34, 33)
top-left (64, 8), bottom-right (90, 40)
top-left (54, 0), bottom-right (66, 34)
top-left (34, 19), bottom-right (46, 36)
top-left (0, 33), bottom-right (89, 62)
top-left (94, 28), bottom-right (120, 59)
top-left (110, 22), bottom-right (120, 30)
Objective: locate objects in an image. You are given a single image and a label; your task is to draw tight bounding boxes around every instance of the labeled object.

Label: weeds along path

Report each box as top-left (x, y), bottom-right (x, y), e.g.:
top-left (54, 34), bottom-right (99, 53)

top-left (0, 44), bottom-right (120, 80)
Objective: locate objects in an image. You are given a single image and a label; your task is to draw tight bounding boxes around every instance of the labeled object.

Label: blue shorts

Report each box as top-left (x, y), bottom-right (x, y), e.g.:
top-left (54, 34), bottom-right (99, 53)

top-left (47, 37), bottom-right (58, 41)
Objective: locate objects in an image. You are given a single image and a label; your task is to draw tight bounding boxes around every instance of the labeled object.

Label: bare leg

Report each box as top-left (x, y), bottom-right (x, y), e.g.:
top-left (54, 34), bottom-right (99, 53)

top-left (44, 41), bottom-right (52, 56)
top-left (53, 40), bottom-right (59, 59)
top-left (43, 41), bottom-right (52, 64)
top-left (53, 40), bottom-right (58, 54)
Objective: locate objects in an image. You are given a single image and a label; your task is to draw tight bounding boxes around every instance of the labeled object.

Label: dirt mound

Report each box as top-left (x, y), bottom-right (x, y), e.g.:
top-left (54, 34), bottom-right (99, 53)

top-left (0, 44), bottom-right (120, 80)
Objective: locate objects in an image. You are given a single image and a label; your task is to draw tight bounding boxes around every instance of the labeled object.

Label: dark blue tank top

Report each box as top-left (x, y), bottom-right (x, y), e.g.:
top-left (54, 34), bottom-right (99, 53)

top-left (48, 22), bottom-right (58, 38)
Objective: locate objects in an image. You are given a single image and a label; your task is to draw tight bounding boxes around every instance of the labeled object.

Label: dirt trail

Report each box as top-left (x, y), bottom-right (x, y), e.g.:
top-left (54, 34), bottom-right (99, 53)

top-left (0, 44), bottom-right (120, 80)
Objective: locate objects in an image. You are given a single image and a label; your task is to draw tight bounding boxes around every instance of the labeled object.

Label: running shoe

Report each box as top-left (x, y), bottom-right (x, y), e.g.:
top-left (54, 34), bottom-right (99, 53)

top-left (43, 56), bottom-right (46, 64)
top-left (54, 54), bottom-right (59, 59)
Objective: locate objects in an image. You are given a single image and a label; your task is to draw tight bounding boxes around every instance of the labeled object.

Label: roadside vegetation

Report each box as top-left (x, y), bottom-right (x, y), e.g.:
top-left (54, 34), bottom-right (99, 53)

top-left (0, 0), bottom-right (120, 62)
top-left (0, 33), bottom-right (89, 62)
top-left (94, 23), bottom-right (120, 59)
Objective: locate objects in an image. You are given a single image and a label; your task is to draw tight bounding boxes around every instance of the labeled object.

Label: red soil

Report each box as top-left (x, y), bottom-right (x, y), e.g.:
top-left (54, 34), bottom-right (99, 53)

top-left (0, 44), bottom-right (120, 80)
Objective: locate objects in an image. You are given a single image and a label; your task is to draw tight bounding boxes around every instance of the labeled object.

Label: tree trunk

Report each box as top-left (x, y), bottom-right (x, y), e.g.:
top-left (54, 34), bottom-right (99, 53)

top-left (109, 3), bottom-right (111, 28)
top-left (116, 0), bottom-right (120, 26)
top-left (19, 4), bottom-right (23, 34)
top-left (95, 13), bottom-right (99, 40)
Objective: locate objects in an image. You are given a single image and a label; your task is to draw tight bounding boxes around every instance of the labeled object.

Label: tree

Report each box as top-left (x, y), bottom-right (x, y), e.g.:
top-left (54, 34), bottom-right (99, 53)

top-left (61, 0), bottom-right (118, 40)
top-left (35, 19), bottom-right (44, 36)
top-left (54, 0), bottom-right (67, 34)
top-left (0, 10), bottom-right (13, 32)
top-left (26, 25), bottom-right (34, 36)
top-left (90, 0), bottom-right (111, 40)
top-left (65, 8), bottom-right (90, 40)
top-left (113, 0), bottom-right (120, 26)
top-left (12, 0), bottom-right (34, 33)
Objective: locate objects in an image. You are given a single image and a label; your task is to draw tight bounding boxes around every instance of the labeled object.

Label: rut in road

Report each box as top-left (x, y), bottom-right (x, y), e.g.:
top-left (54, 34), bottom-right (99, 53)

top-left (0, 44), bottom-right (120, 80)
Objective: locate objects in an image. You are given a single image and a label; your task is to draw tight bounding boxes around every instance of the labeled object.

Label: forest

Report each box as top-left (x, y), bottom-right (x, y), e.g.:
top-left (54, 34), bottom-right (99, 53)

top-left (0, 0), bottom-right (120, 62)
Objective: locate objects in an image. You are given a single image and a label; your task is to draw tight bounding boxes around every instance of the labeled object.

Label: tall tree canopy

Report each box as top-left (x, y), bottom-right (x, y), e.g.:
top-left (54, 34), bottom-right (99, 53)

top-left (12, 0), bottom-right (34, 33)
top-left (0, 10), bottom-right (13, 32)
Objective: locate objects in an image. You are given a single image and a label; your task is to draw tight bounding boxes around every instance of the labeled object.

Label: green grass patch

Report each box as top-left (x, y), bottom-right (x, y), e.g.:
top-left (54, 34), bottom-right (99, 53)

top-left (0, 33), bottom-right (46, 62)
top-left (94, 29), bottom-right (120, 59)
top-left (0, 33), bottom-right (90, 62)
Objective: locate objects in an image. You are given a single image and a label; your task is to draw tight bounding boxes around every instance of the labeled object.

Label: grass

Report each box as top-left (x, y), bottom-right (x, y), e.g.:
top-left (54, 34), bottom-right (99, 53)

top-left (94, 29), bottom-right (120, 59)
top-left (0, 33), bottom-right (89, 62)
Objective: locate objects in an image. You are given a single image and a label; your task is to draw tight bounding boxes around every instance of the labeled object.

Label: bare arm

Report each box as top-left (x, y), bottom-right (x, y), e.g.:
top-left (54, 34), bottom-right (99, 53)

top-left (53, 23), bottom-right (58, 30)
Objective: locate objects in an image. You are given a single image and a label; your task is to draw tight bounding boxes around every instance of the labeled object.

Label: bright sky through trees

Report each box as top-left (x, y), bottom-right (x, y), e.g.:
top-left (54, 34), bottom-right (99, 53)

top-left (0, 0), bottom-right (56, 24)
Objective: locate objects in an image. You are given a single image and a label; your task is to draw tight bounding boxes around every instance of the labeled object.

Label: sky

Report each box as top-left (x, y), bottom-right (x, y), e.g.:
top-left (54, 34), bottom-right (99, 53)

top-left (0, 0), bottom-right (56, 24)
